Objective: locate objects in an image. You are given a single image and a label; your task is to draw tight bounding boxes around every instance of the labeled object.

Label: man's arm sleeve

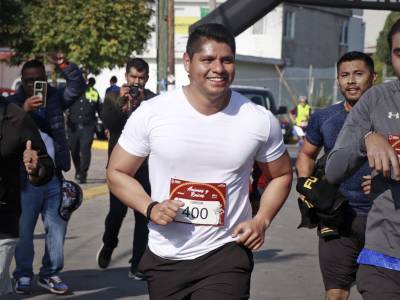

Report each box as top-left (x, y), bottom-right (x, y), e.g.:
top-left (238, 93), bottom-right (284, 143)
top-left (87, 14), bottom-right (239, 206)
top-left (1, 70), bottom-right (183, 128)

top-left (100, 92), bottom-right (126, 131)
top-left (21, 114), bottom-right (54, 185)
top-left (60, 63), bottom-right (86, 109)
top-left (325, 95), bottom-right (372, 184)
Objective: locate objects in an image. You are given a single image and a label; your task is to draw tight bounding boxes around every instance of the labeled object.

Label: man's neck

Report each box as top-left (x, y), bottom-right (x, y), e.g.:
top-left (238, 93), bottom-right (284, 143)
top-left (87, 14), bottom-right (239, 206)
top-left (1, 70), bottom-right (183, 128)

top-left (343, 100), bottom-right (354, 112)
top-left (183, 85), bottom-right (231, 116)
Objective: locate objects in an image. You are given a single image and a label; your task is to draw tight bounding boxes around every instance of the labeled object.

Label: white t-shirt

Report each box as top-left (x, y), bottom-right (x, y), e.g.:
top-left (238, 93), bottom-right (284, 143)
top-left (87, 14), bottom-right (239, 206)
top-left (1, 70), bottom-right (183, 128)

top-left (39, 130), bottom-right (55, 162)
top-left (119, 87), bottom-right (285, 260)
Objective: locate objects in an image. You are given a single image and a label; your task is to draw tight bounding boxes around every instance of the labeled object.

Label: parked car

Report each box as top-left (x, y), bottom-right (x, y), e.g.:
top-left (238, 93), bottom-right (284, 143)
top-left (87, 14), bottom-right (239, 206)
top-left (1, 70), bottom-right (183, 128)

top-left (231, 85), bottom-right (291, 143)
top-left (0, 88), bottom-right (15, 97)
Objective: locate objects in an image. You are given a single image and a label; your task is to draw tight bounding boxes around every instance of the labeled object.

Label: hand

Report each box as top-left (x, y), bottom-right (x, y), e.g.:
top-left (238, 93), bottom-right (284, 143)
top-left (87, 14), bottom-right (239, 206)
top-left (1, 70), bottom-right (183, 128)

top-left (232, 216), bottom-right (268, 250)
top-left (119, 84), bottom-right (132, 113)
top-left (47, 52), bottom-right (66, 66)
top-left (23, 95), bottom-right (43, 112)
top-left (361, 175), bottom-right (372, 195)
top-left (365, 132), bottom-right (400, 180)
top-left (23, 140), bottom-right (39, 175)
top-left (105, 129), bottom-right (110, 141)
top-left (149, 199), bottom-right (184, 225)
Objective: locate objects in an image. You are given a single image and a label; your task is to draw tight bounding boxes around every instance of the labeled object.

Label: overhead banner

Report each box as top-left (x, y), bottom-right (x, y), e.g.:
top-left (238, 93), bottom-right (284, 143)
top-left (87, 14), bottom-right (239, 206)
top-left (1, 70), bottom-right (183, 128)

top-left (288, 0), bottom-right (400, 10)
top-left (190, 0), bottom-right (400, 36)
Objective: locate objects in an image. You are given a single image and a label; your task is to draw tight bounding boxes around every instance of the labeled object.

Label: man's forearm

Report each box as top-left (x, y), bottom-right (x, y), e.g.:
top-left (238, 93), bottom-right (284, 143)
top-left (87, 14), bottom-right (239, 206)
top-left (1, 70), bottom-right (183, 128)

top-left (107, 168), bottom-right (153, 216)
top-left (296, 152), bottom-right (316, 177)
top-left (254, 172), bottom-right (292, 227)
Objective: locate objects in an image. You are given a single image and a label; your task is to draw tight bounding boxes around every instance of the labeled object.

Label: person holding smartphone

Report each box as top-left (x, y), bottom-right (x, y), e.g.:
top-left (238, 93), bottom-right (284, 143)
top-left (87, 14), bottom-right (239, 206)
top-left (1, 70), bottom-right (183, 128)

top-left (6, 54), bottom-right (85, 295)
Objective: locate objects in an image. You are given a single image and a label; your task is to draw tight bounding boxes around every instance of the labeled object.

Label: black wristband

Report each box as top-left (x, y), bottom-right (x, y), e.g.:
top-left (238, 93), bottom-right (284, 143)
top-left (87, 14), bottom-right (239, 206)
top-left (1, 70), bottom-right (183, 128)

top-left (146, 201), bottom-right (159, 221)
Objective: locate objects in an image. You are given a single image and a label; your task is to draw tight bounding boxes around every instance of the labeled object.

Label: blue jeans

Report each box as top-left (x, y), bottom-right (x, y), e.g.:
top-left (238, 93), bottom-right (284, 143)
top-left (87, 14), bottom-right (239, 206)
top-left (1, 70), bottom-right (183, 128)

top-left (13, 176), bottom-right (67, 279)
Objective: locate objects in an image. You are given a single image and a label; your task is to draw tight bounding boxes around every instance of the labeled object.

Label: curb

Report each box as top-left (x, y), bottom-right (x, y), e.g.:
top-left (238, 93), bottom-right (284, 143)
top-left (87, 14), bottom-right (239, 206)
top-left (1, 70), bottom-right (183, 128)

top-left (92, 140), bottom-right (108, 151)
top-left (83, 184), bottom-right (108, 201)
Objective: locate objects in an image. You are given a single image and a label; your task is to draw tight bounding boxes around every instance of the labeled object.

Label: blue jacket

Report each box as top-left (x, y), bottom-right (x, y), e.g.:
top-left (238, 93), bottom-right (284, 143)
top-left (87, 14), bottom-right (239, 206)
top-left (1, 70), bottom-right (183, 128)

top-left (7, 63), bottom-right (85, 171)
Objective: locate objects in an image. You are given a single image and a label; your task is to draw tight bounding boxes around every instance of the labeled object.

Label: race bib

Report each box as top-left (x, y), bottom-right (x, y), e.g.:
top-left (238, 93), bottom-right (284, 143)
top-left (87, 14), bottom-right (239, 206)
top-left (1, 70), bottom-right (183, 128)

top-left (170, 178), bottom-right (226, 226)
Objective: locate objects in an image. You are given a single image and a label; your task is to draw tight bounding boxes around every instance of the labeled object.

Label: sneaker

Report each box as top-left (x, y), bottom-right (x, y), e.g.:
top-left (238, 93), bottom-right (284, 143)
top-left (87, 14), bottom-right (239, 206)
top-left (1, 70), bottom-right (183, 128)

top-left (96, 244), bottom-right (113, 269)
top-left (38, 275), bottom-right (68, 295)
top-left (128, 270), bottom-right (146, 280)
top-left (15, 277), bottom-right (31, 294)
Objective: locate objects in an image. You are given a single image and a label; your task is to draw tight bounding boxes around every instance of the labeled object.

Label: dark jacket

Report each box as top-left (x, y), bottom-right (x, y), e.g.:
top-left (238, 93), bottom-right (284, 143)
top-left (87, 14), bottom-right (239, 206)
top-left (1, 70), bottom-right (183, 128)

top-left (66, 85), bottom-right (101, 129)
top-left (0, 98), bottom-right (54, 238)
top-left (7, 63), bottom-right (85, 171)
top-left (101, 89), bottom-right (156, 157)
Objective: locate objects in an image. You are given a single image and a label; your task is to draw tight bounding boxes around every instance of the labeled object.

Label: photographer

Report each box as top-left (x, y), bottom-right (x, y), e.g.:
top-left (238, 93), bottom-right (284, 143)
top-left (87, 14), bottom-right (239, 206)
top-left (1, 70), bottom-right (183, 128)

top-left (6, 55), bottom-right (85, 295)
top-left (99, 58), bottom-right (155, 279)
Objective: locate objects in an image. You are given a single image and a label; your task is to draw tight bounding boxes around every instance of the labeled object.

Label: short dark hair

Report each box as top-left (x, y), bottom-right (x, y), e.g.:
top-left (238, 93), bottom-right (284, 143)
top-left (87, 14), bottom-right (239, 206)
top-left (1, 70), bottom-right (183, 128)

top-left (186, 23), bottom-right (236, 59)
top-left (388, 18), bottom-right (400, 50)
top-left (88, 77), bottom-right (96, 86)
top-left (21, 59), bottom-right (46, 77)
top-left (110, 75), bottom-right (117, 83)
top-left (337, 51), bottom-right (374, 74)
top-left (126, 58), bottom-right (149, 75)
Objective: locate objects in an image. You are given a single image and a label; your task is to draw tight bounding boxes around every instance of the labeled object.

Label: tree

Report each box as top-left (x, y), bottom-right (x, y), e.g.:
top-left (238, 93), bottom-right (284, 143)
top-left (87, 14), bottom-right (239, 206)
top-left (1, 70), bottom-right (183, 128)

top-left (374, 12), bottom-right (400, 80)
top-left (8, 0), bottom-right (154, 75)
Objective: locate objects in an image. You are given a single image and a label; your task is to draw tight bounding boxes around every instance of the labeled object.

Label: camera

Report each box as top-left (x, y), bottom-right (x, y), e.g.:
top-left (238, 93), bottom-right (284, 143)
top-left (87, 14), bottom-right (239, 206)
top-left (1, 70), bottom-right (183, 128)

top-left (128, 84), bottom-right (141, 98)
top-left (33, 81), bottom-right (47, 108)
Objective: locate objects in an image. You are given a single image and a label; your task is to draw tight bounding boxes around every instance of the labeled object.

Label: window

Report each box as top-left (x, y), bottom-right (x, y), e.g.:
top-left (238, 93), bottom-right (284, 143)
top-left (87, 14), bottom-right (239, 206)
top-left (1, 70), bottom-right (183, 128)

top-left (283, 11), bottom-right (295, 39)
top-left (340, 20), bottom-right (348, 45)
top-left (253, 17), bottom-right (265, 35)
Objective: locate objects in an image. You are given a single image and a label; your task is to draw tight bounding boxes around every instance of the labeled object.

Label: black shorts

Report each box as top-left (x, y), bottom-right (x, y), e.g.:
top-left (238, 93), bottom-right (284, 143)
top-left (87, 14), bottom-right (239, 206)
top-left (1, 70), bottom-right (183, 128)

top-left (357, 264), bottom-right (400, 300)
top-left (139, 242), bottom-right (254, 300)
top-left (319, 214), bottom-right (367, 290)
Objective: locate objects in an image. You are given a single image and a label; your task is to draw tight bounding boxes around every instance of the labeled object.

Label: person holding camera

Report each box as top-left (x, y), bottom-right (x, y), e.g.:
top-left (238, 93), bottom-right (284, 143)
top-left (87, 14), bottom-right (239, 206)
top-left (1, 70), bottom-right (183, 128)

top-left (99, 58), bottom-right (155, 279)
top-left (66, 77), bottom-right (101, 184)
top-left (6, 55), bottom-right (85, 295)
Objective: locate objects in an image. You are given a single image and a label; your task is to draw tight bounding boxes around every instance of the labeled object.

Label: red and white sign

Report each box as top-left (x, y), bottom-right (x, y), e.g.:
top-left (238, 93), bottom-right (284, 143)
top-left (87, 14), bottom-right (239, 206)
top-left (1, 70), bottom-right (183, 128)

top-left (170, 178), bottom-right (226, 226)
top-left (388, 134), bottom-right (400, 158)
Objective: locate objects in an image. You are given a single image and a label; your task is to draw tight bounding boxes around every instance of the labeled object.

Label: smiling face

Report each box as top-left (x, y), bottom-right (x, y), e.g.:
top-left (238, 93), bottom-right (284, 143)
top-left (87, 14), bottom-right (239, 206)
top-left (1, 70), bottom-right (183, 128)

top-left (183, 38), bottom-right (235, 103)
top-left (337, 59), bottom-right (375, 105)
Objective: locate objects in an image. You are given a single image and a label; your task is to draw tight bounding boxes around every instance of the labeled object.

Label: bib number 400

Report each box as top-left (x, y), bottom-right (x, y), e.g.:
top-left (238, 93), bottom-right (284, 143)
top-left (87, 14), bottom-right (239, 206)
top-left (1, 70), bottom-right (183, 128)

top-left (181, 206), bottom-right (208, 220)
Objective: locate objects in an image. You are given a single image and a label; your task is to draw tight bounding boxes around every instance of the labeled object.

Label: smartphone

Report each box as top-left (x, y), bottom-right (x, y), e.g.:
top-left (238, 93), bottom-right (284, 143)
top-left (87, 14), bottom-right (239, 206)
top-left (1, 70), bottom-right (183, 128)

top-left (33, 81), bottom-right (47, 108)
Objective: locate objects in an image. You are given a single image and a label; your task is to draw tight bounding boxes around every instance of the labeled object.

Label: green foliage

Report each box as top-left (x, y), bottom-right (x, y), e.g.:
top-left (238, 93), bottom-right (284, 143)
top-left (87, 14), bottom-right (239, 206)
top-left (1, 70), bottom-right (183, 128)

top-left (374, 12), bottom-right (400, 79)
top-left (6, 0), bottom-right (154, 74)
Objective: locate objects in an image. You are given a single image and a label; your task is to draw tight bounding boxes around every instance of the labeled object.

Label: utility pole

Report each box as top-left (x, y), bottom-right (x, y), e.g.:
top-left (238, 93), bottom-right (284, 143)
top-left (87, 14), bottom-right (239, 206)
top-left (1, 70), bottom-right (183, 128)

top-left (209, 0), bottom-right (216, 10)
top-left (157, 0), bottom-right (168, 93)
top-left (167, 0), bottom-right (175, 90)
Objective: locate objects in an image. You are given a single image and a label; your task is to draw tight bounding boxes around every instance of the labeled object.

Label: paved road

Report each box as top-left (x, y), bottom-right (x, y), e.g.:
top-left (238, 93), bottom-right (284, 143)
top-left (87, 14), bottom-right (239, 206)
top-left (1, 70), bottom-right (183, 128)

top-left (4, 145), bottom-right (362, 300)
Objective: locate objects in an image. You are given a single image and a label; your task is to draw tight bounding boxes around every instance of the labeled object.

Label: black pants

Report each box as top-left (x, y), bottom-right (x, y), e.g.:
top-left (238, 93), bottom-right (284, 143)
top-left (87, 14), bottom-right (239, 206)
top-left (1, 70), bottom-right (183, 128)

top-left (357, 264), bottom-right (400, 300)
top-left (67, 124), bottom-right (95, 179)
top-left (319, 213), bottom-right (367, 290)
top-left (139, 242), bottom-right (253, 300)
top-left (102, 166), bottom-right (151, 269)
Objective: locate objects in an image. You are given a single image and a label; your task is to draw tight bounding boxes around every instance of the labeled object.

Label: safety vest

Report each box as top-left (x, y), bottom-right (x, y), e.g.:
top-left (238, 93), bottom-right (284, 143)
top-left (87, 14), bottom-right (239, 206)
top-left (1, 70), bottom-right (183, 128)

top-left (85, 87), bottom-right (99, 103)
top-left (295, 104), bottom-right (311, 127)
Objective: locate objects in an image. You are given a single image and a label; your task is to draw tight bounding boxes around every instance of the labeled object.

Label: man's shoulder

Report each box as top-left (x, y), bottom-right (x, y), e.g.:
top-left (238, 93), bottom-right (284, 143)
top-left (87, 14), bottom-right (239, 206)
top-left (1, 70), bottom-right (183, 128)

top-left (312, 103), bottom-right (343, 119)
top-left (144, 89), bottom-right (157, 99)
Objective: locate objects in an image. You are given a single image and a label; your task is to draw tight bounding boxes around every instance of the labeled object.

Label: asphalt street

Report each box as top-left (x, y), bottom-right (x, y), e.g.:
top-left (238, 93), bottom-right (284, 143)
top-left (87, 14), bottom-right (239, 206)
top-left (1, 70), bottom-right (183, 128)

top-left (3, 144), bottom-right (362, 300)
